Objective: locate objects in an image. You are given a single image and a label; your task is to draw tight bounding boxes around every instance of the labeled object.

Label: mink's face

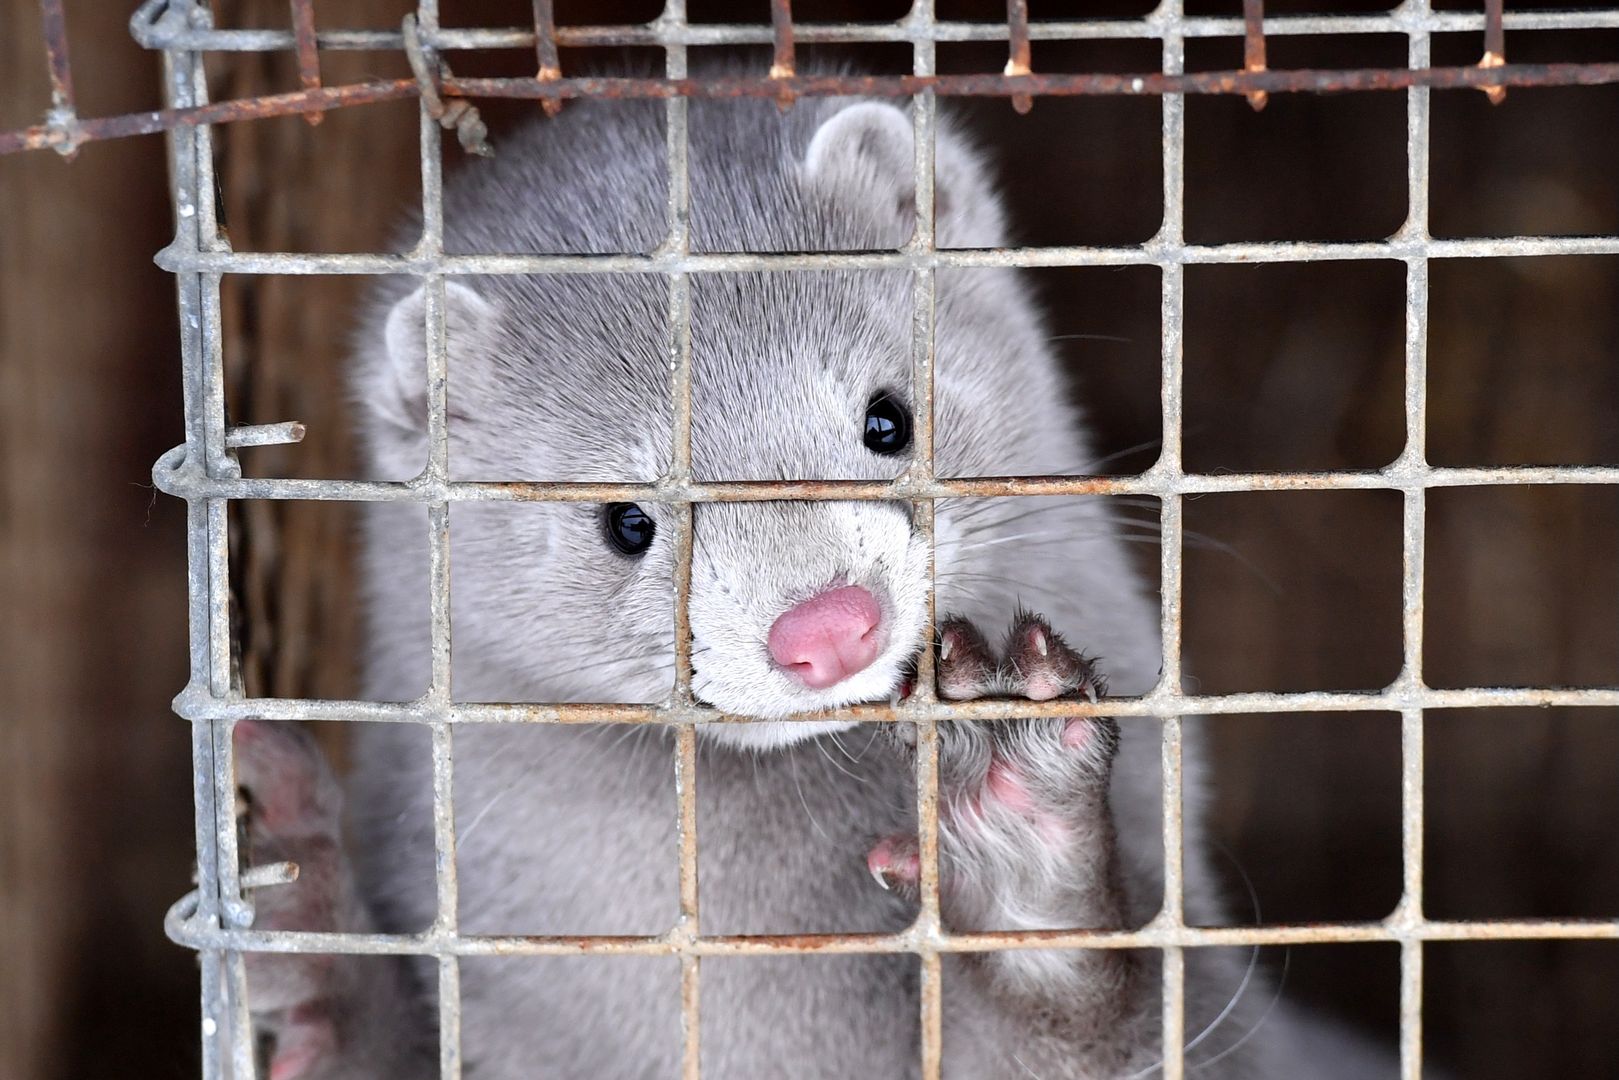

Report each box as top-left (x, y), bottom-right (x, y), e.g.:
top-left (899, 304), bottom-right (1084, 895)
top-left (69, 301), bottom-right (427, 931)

top-left (355, 98), bottom-right (1080, 744)
top-left (680, 269), bottom-right (932, 743)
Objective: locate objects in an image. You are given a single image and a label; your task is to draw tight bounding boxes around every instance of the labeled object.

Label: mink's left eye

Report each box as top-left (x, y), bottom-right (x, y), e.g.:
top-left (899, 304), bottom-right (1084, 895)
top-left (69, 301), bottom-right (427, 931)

top-left (863, 393), bottom-right (912, 456)
top-left (604, 503), bottom-right (656, 556)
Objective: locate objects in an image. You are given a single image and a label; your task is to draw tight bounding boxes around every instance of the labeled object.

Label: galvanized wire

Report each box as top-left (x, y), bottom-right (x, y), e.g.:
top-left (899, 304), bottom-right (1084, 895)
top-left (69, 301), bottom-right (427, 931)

top-left (133, 0), bottom-right (1619, 1077)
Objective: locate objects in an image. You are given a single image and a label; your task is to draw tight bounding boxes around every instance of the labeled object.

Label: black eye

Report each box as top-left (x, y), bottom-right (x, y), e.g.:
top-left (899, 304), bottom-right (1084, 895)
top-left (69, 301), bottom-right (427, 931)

top-left (604, 503), bottom-right (656, 556)
top-left (863, 393), bottom-right (912, 456)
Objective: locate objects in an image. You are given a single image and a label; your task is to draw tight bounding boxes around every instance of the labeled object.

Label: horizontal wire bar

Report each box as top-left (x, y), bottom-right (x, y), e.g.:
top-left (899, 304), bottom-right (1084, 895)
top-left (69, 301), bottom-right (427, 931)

top-left (438, 62), bottom-right (1619, 102)
top-left (129, 8), bottom-right (1619, 53)
top-left (15, 55), bottom-right (1619, 156)
top-left (170, 683), bottom-right (1619, 727)
top-left (222, 421), bottom-right (305, 448)
top-left (166, 900), bottom-right (1619, 957)
top-left (151, 234), bottom-right (1619, 277)
top-left (151, 455), bottom-right (1619, 505)
top-left (0, 78), bottom-right (417, 156)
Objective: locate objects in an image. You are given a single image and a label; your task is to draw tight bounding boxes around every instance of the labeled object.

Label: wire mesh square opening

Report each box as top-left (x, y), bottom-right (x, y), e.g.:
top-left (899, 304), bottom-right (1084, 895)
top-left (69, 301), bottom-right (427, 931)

top-left (48, 0), bottom-right (1608, 1077)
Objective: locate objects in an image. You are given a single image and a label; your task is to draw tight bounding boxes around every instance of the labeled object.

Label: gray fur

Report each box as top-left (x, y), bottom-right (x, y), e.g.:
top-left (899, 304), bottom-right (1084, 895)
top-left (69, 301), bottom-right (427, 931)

top-left (239, 93), bottom-right (1397, 1078)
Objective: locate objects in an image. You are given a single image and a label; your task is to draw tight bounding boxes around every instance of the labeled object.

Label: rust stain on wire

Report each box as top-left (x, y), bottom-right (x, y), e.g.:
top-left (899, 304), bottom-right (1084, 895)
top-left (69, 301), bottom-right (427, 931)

top-left (290, 0), bottom-right (323, 124)
top-left (1004, 0), bottom-right (1033, 114)
top-left (1243, 0), bottom-right (1269, 112)
top-left (402, 15), bottom-right (492, 157)
top-left (11, 58), bottom-right (1619, 158)
top-left (441, 62), bottom-right (1619, 102)
top-left (768, 0), bottom-right (797, 107)
top-left (0, 79), bottom-right (417, 156)
top-left (1480, 0), bottom-right (1508, 104)
top-left (38, 0), bottom-right (76, 111)
top-left (34, 0), bottom-right (80, 157)
top-left (164, 894), bottom-right (1619, 958)
top-left (531, 0), bottom-right (563, 117)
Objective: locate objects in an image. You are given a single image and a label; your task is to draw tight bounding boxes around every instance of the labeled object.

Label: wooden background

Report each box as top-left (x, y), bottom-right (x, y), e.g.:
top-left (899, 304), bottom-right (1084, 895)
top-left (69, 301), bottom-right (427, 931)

top-left (2, 2), bottom-right (1614, 1078)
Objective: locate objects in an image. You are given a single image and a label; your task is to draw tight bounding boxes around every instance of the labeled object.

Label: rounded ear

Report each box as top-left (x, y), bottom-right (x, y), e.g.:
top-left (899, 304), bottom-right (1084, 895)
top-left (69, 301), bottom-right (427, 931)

top-left (801, 101), bottom-right (1005, 247)
top-left (370, 280), bottom-right (501, 433)
top-left (803, 101), bottom-right (917, 222)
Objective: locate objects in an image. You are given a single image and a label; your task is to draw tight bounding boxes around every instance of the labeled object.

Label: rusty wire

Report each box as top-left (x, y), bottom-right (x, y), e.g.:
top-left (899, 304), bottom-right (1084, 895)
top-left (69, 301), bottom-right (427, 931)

top-left (288, 0), bottom-right (321, 123)
top-left (1479, 0), bottom-right (1509, 104)
top-left (95, 0), bottom-right (1619, 1077)
top-left (11, 60), bottom-right (1619, 156)
top-left (530, 0), bottom-right (564, 117)
top-left (9, 2), bottom-right (1619, 156)
top-left (769, 0), bottom-right (796, 83)
top-left (1242, 0), bottom-right (1268, 111)
top-left (28, 0), bottom-right (81, 157)
top-left (38, 0), bottom-right (76, 112)
top-left (1004, 0), bottom-right (1033, 113)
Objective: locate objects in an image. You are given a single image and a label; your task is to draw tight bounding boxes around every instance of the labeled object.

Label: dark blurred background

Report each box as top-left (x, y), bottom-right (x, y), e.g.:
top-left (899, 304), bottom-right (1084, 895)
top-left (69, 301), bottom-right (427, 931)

top-left (2, 1), bottom-right (1615, 1078)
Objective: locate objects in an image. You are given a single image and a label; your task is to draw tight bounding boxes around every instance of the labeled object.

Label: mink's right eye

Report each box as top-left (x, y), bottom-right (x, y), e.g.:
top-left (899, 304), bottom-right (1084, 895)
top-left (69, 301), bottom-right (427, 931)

top-left (863, 393), bottom-right (912, 456)
top-left (604, 503), bottom-right (656, 556)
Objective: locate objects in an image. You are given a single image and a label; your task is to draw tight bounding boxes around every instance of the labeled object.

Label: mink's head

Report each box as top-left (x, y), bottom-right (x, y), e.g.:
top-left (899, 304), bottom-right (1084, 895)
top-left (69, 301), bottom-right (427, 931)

top-left (355, 97), bottom-right (1081, 749)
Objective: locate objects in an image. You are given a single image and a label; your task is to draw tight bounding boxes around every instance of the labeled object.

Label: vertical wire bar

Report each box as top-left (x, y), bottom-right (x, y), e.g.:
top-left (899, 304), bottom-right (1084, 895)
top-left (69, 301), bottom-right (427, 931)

top-left (203, 262), bottom-right (251, 936)
top-left (37, 0), bottom-right (76, 111)
top-left (768, 0), bottom-right (796, 79)
top-left (412, 5), bottom-right (462, 1070)
top-left (1397, 7), bottom-right (1433, 1077)
top-left (1004, 0), bottom-right (1033, 113)
top-left (1158, 728), bottom-right (1187, 1080)
top-left (1398, 706), bottom-right (1425, 1080)
top-left (913, 708), bottom-right (943, 1080)
top-left (1483, 0), bottom-right (1506, 62)
top-left (1155, 3), bottom-right (1189, 1077)
top-left (1479, 0), bottom-right (1508, 103)
top-left (416, 0), bottom-right (439, 38)
top-left (532, 0), bottom-right (561, 80)
top-left (432, 694), bottom-right (464, 1078)
top-left (904, 3), bottom-right (943, 1077)
top-left (675, 724), bottom-right (701, 1080)
top-left (289, 0), bottom-right (323, 124)
top-left (166, 2), bottom-right (259, 1071)
top-left (223, 949), bottom-right (257, 1080)
top-left (160, 17), bottom-right (226, 1071)
top-left (188, 20), bottom-right (260, 1073)
top-left (198, 116), bottom-right (251, 934)
top-left (657, 4), bottom-right (701, 1075)
top-left (907, 6), bottom-right (940, 707)
top-left (437, 954), bottom-right (463, 1080)
top-left (1241, 0), bottom-right (1268, 111)
top-left (531, 0), bottom-right (563, 117)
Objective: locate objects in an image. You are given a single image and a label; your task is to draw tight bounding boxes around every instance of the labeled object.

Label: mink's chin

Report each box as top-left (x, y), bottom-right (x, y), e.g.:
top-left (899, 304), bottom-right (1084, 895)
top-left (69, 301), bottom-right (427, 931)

top-left (697, 718), bottom-right (863, 752)
top-left (691, 652), bottom-right (915, 724)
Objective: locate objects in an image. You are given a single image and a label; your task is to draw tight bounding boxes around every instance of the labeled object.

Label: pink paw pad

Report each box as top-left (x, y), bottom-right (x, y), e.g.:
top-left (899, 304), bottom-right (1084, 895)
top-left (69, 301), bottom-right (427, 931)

top-left (984, 759), bottom-right (1037, 815)
top-left (1061, 717), bottom-right (1092, 750)
top-left (268, 1007), bottom-right (337, 1080)
top-left (985, 759), bottom-right (1071, 845)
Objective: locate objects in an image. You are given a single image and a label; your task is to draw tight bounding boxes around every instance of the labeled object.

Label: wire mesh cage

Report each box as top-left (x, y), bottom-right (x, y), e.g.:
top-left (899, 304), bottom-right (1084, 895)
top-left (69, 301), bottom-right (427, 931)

top-left (9, 1), bottom-right (1619, 1077)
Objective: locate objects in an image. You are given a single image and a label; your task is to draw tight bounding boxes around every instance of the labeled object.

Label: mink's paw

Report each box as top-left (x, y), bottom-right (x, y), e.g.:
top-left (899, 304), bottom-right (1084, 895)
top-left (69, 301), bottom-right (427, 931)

top-left (233, 720), bottom-right (357, 1080)
top-left (932, 611), bottom-right (1116, 824)
top-left (871, 613), bottom-right (1119, 927)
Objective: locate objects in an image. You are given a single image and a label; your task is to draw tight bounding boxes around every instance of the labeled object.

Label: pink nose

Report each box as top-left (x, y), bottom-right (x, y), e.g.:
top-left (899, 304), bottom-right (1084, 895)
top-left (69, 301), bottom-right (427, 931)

top-left (768, 586), bottom-right (883, 690)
